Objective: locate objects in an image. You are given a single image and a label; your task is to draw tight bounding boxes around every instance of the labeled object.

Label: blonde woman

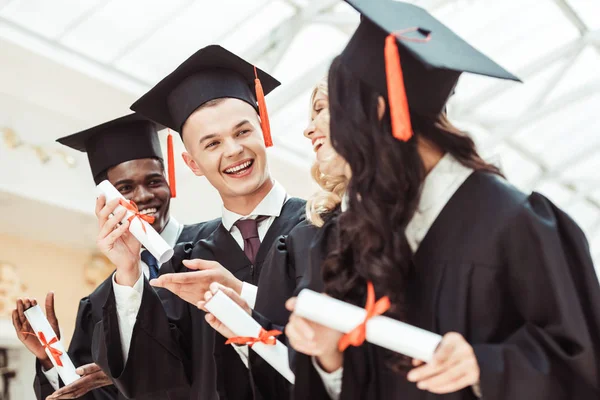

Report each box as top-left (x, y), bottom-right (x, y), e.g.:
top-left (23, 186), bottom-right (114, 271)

top-left (304, 77), bottom-right (349, 227)
top-left (197, 78), bottom-right (350, 399)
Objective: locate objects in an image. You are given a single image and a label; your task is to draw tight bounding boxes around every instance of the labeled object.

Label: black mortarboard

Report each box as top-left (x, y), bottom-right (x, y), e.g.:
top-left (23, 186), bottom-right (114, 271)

top-left (57, 114), bottom-right (177, 197)
top-left (130, 45), bottom-right (281, 146)
top-left (341, 0), bottom-right (520, 141)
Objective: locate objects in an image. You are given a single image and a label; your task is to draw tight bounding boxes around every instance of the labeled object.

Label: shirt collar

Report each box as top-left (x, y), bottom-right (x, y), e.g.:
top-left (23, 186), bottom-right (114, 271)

top-left (221, 180), bottom-right (288, 231)
top-left (416, 153), bottom-right (474, 213)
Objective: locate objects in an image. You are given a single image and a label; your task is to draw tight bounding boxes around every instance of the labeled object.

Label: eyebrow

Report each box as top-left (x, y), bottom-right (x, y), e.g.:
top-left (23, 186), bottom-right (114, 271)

top-left (198, 120), bottom-right (252, 145)
top-left (232, 119), bottom-right (251, 131)
top-left (113, 178), bottom-right (133, 187)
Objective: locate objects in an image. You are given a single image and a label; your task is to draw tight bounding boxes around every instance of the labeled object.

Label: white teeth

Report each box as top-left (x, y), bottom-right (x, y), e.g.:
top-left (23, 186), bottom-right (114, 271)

top-left (225, 160), bottom-right (252, 174)
top-left (139, 208), bottom-right (157, 215)
top-left (313, 138), bottom-right (326, 151)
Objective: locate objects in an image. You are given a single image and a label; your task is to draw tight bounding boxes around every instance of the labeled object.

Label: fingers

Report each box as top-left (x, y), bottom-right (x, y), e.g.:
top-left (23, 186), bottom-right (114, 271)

top-left (16, 299), bottom-right (26, 325)
top-left (48, 369), bottom-right (112, 399)
top-left (23, 297), bottom-right (32, 310)
top-left (75, 363), bottom-right (102, 376)
top-left (102, 220), bottom-right (130, 247)
top-left (286, 320), bottom-right (318, 355)
top-left (94, 195), bottom-right (106, 219)
top-left (432, 332), bottom-right (461, 364)
top-left (429, 373), bottom-right (478, 394)
top-left (285, 297), bottom-right (297, 312)
top-left (12, 309), bottom-right (23, 331)
top-left (412, 359), bottom-right (424, 367)
top-left (45, 292), bottom-right (60, 338)
top-left (98, 207), bottom-right (128, 239)
top-left (96, 198), bottom-right (120, 229)
top-left (182, 259), bottom-right (219, 271)
top-left (209, 282), bottom-right (247, 308)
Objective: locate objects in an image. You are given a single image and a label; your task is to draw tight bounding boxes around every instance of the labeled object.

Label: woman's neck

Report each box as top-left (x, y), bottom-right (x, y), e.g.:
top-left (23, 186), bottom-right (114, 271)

top-left (417, 136), bottom-right (445, 175)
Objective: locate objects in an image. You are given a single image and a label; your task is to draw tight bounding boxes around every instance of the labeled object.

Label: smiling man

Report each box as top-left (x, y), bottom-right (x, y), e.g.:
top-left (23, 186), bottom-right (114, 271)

top-left (90, 46), bottom-right (307, 400)
top-left (13, 114), bottom-right (208, 400)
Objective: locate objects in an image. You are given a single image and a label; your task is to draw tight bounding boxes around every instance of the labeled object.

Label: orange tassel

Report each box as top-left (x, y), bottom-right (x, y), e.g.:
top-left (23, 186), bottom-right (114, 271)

top-left (167, 131), bottom-right (176, 198)
top-left (254, 66), bottom-right (273, 147)
top-left (385, 34), bottom-right (413, 142)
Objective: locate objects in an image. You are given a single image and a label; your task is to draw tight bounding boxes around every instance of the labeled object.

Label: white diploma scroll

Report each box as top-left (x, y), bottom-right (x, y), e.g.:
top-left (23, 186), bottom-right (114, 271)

top-left (97, 180), bottom-right (173, 264)
top-left (295, 289), bottom-right (442, 362)
top-left (24, 305), bottom-right (80, 385)
top-left (204, 290), bottom-right (295, 383)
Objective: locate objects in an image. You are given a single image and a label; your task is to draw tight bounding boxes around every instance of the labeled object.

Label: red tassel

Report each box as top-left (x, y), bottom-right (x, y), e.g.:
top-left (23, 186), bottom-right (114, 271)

top-left (385, 33), bottom-right (413, 142)
top-left (254, 66), bottom-right (273, 147)
top-left (167, 131), bottom-right (176, 198)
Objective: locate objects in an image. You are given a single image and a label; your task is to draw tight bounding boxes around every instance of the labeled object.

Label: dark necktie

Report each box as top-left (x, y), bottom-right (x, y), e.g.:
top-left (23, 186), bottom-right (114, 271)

top-left (141, 250), bottom-right (159, 280)
top-left (234, 216), bottom-right (269, 264)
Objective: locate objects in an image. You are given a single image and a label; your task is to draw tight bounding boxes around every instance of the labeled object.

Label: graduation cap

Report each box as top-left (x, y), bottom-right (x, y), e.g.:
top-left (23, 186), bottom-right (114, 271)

top-left (341, 0), bottom-right (520, 141)
top-left (131, 45), bottom-right (281, 147)
top-left (56, 113), bottom-right (178, 197)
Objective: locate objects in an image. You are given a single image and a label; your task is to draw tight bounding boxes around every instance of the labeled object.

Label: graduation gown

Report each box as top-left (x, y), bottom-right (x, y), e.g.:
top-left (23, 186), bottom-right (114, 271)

top-left (92, 198), bottom-right (306, 400)
top-left (294, 171), bottom-right (600, 400)
top-left (33, 223), bottom-right (206, 400)
top-left (242, 214), bottom-right (339, 399)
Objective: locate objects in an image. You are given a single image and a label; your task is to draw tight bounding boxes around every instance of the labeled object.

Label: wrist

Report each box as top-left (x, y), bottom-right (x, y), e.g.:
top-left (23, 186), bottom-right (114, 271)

top-left (115, 261), bottom-right (141, 287)
top-left (317, 349), bottom-right (343, 373)
top-left (40, 357), bottom-right (54, 371)
top-left (232, 278), bottom-right (244, 295)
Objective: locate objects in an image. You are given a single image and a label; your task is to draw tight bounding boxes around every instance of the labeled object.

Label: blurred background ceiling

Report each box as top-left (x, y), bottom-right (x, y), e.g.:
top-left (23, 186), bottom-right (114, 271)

top-left (0, 0), bottom-right (599, 271)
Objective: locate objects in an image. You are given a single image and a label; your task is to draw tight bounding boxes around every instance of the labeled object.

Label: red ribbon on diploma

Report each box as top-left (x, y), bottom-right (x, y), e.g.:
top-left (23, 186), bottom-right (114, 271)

top-left (24, 331), bottom-right (64, 367)
top-left (225, 328), bottom-right (282, 348)
top-left (119, 199), bottom-right (155, 233)
top-left (338, 281), bottom-right (390, 352)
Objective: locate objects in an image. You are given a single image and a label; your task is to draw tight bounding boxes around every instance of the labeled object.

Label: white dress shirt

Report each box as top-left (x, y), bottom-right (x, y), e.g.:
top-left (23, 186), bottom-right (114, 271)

top-left (41, 218), bottom-right (183, 389)
top-left (313, 154), bottom-right (474, 399)
top-left (220, 180), bottom-right (288, 367)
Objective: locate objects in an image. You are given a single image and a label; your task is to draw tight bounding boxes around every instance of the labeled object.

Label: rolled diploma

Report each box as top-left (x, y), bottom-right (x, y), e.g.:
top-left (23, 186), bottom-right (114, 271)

top-left (97, 180), bottom-right (173, 264)
top-left (295, 289), bottom-right (442, 362)
top-left (24, 305), bottom-right (80, 385)
top-left (204, 290), bottom-right (295, 383)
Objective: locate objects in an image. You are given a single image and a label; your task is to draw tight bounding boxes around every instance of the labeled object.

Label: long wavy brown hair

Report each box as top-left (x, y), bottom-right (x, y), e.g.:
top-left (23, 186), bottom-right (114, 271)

top-left (323, 55), bottom-right (501, 371)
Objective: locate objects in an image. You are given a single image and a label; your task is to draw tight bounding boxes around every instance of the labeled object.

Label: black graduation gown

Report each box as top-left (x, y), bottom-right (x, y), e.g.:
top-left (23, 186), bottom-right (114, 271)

top-left (293, 171), bottom-right (600, 400)
top-left (91, 198), bottom-right (306, 400)
top-left (246, 215), bottom-right (339, 399)
top-left (33, 223), bottom-right (206, 400)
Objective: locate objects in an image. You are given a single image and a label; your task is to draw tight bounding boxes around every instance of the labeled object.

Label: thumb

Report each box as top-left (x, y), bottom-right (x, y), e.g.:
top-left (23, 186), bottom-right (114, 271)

top-left (76, 363), bottom-right (102, 376)
top-left (45, 292), bottom-right (60, 339)
top-left (183, 259), bottom-right (218, 271)
top-left (285, 297), bottom-right (297, 312)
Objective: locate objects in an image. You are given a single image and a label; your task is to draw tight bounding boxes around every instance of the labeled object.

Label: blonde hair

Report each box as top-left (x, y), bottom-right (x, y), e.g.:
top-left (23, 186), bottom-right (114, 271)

top-left (305, 77), bottom-right (348, 227)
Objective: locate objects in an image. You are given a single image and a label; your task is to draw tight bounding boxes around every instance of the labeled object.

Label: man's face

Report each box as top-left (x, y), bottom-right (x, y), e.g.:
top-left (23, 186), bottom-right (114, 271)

top-left (181, 98), bottom-right (270, 200)
top-left (107, 158), bottom-right (171, 233)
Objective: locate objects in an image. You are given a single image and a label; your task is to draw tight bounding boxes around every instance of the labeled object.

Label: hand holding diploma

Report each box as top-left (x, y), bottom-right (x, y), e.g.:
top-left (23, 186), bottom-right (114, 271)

top-left (12, 293), bottom-right (60, 371)
top-left (47, 363), bottom-right (112, 399)
top-left (201, 283), bottom-right (295, 383)
top-left (95, 195), bottom-right (142, 287)
top-left (285, 297), bottom-right (344, 373)
top-left (198, 282), bottom-right (252, 339)
top-left (407, 332), bottom-right (480, 395)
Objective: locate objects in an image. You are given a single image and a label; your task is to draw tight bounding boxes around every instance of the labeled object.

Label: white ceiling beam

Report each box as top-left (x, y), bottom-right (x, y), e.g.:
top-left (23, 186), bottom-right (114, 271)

top-left (453, 38), bottom-right (586, 115)
top-left (552, 0), bottom-right (589, 36)
top-left (0, 15), bottom-right (148, 94)
top-left (109, 0), bottom-right (196, 64)
top-left (241, 0), bottom-right (340, 63)
top-left (269, 57), bottom-right (332, 115)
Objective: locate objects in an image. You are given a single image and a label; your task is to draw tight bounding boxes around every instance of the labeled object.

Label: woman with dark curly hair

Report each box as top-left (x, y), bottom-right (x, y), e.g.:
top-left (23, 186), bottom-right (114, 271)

top-left (286, 1), bottom-right (600, 399)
